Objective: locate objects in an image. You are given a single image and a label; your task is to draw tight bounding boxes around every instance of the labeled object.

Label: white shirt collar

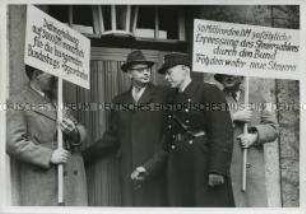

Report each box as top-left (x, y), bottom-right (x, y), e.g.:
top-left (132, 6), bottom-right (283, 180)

top-left (132, 86), bottom-right (146, 103)
top-left (179, 78), bottom-right (192, 93)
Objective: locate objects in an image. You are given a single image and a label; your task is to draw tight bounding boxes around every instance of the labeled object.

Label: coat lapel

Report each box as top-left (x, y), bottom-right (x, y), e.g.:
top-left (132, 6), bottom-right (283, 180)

top-left (24, 86), bottom-right (57, 122)
top-left (183, 80), bottom-right (200, 100)
top-left (138, 84), bottom-right (156, 104)
top-left (122, 88), bottom-right (135, 104)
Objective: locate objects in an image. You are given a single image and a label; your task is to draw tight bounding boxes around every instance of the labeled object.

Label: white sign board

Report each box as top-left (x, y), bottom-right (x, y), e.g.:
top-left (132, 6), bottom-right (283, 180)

top-left (193, 19), bottom-right (300, 79)
top-left (25, 5), bottom-right (90, 89)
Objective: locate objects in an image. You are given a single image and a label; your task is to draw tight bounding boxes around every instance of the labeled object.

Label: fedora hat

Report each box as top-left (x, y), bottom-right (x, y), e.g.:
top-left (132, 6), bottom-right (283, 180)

top-left (158, 53), bottom-right (190, 74)
top-left (121, 50), bottom-right (154, 72)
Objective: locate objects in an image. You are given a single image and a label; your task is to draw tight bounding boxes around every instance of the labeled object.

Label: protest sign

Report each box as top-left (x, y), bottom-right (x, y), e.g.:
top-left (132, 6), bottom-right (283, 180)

top-left (24, 5), bottom-right (91, 205)
top-left (193, 19), bottom-right (300, 79)
top-left (25, 5), bottom-right (90, 89)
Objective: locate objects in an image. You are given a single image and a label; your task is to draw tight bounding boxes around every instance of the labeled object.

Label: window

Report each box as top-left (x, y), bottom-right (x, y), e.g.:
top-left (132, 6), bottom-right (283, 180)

top-left (92, 5), bottom-right (138, 36)
top-left (135, 6), bottom-right (185, 41)
top-left (47, 5), bottom-right (186, 42)
top-left (48, 5), bottom-right (94, 35)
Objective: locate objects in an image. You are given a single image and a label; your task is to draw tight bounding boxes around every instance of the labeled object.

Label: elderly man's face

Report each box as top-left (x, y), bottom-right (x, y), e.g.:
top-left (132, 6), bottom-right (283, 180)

top-left (128, 63), bottom-right (151, 85)
top-left (220, 75), bottom-right (243, 89)
top-left (35, 71), bottom-right (57, 94)
top-left (165, 65), bottom-right (187, 88)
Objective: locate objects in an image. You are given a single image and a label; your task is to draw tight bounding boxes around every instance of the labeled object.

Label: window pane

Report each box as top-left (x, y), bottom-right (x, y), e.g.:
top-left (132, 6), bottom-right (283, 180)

top-left (48, 5), bottom-right (69, 23)
top-left (102, 6), bottom-right (112, 31)
top-left (130, 6), bottom-right (138, 32)
top-left (137, 6), bottom-right (155, 29)
top-left (73, 5), bottom-right (93, 26)
top-left (116, 5), bottom-right (127, 30)
top-left (159, 7), bottom-right (179, 39)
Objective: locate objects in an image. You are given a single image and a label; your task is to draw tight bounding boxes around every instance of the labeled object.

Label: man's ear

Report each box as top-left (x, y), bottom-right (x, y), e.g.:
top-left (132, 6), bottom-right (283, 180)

top-left (182, 65), bottom-right (190, 75)
top-left (127, 71), bottom-right (133, 79)
top-left (32, 70), bottom-right (40, 80)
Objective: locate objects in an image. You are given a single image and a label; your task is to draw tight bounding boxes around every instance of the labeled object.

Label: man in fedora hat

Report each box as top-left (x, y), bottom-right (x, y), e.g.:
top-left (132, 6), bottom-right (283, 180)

top-left (132, 53), bottom-right (235, 207)
top-left (83, 50), bottom-right (167, 206)
top-left (213, 74), bottom-right (278, 207)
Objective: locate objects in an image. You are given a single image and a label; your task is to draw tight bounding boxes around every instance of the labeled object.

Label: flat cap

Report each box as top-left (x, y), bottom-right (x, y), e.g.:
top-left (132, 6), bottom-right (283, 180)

top-left (158, 53), bottom-right (190, 74)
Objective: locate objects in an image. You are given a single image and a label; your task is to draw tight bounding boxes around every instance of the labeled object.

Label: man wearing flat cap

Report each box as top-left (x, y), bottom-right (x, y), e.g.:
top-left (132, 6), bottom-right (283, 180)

top-left (132, 53), bottom-right (235, 207)
top-left (83, 50), bottom-right (166, 206)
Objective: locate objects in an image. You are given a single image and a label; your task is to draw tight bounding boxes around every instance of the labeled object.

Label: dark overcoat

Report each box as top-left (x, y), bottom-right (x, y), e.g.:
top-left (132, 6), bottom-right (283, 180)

top-left (83, 83), bottom-right (167, 206)
top-left (145, 80), bottom-right (234, 207)
top-left (6, 86), bottom-right (88, 206)
top-left (224, 88), bottom-right (279, 207)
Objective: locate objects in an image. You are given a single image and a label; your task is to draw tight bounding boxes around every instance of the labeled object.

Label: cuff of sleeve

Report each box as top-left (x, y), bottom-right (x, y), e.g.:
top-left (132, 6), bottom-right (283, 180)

top-left (249, 125), bottom-right (276, 145)
top-left (143, 161), bottom-right (153, 176)
top-left (76, 125), bottom-right (87, 143)
top-left (40, 147), bottom-right (53, 169)
top-left (208, 169), bottom-right (228, 177)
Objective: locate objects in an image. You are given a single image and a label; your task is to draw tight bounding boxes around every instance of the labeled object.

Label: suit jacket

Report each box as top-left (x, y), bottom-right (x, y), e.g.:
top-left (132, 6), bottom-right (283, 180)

top-left (6, 85), bottom-right (88, 206)
top-left (83, 83), bottom-right (167, 206)
top-left (224, 85), bottom-right (279, 207)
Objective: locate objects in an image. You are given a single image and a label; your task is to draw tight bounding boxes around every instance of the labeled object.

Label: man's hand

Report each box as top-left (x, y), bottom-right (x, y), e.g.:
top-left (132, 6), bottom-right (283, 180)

top-left (131, 166), bottom-right (147, 181)
top-left (232, 107), bottom-right (253, 123)
top-left (50, 148), bottom-right (70, 164)
top-left (60, 117), bottom-right (77, 136)
top-left (59, 117), bottom-right (80, 144)
top-left (208, 174), bottom-right (224, 187)
top-left (237, 132), bottom-right (258, 149)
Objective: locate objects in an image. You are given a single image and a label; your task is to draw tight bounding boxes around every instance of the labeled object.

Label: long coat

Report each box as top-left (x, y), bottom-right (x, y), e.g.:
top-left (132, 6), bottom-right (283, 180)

top-left (83, 83), bottom-right (167, 206)
top-left (224, 86), bottom-right (279, 207)
top-left (145, 80), bottom-right (234, 207)
top-left (6, 86), bottom-right (88, 206)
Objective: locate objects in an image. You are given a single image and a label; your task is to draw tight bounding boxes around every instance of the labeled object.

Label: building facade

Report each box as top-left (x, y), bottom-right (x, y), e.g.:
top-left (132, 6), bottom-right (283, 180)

top-left (8, 4), bottom-right (299, 207)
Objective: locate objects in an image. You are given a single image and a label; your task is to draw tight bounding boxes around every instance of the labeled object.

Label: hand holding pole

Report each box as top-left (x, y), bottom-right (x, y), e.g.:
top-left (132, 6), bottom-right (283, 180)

top-left (242, 77), bottom-right (249, 192)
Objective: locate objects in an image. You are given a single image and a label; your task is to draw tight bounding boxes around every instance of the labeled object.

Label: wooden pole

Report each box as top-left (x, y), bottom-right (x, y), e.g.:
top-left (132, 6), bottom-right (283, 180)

top-left (57, 78), bottom-right (65, 205)
top-left (242, 76), bottom-right (249, 192)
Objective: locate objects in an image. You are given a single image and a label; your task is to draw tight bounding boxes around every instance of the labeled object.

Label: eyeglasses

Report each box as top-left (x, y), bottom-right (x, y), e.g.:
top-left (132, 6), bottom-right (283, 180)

top-left (129, 66), bottom-right (150, 72)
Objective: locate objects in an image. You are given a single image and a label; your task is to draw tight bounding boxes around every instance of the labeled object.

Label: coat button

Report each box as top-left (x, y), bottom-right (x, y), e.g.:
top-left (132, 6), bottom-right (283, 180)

top-left (185, 120), bottom-right (190, 123)
top-left (172, 135), bottom-right (176, 139)
top-left (187, 98), bottom-right (191, 102)
top-left (189, 140), bottom-right (193, 145)
top-left (168, 115), bottom-right (172, 119)
top-left (185, 108), bottom-right (189, 113)
top-left (171, 145), bottom-right (176, 150)
top-left (168, 125), bottom-right (172, 129)
top-left (73, 170), bottom-right (78, 175)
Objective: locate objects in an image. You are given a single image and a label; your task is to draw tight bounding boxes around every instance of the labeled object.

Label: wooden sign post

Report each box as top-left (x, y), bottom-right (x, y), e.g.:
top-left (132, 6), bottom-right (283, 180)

top-left (242, 77), bottom-right (249, 192)
top-left (57, 78), bottom-right (64, 205)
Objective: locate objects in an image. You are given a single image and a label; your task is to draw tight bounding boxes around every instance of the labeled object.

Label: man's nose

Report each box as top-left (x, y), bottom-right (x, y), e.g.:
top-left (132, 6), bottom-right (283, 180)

top-left (165, 74), bottom-right (169, 81)
top-left (143, 69), bottom-right (150, 75)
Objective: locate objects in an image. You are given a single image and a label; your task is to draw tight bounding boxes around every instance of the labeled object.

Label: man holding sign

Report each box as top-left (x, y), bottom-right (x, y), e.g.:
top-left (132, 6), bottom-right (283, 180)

top-left (6, 65), bottom-right (88, 206)
top-left (213, 74), bottom-right (279, 207)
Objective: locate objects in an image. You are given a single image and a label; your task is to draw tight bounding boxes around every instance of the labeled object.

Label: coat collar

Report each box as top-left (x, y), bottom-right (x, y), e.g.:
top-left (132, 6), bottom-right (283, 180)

top-left (123, 83), bottom-right (158, 104)
top-left (20, 85), bottom-right (57, 121)
top-left (137, 83), bottom-right (158, 104)
top-left (180, 80), bottom-right (201, 98)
